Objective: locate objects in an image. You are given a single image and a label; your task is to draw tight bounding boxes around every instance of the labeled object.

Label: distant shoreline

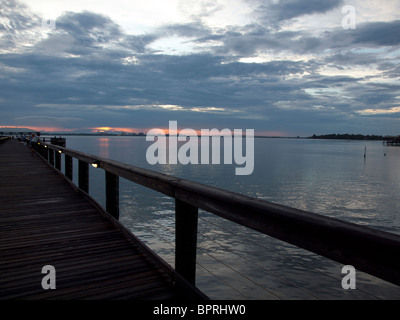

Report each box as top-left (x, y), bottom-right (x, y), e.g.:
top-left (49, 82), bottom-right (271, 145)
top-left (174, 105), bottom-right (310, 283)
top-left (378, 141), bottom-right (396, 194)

top-left (308, 134), bottom-right (387, 141)
top-left (39, 133), bottom-right (393, 141)
top-left (3, 130), bottom-right (398, 141)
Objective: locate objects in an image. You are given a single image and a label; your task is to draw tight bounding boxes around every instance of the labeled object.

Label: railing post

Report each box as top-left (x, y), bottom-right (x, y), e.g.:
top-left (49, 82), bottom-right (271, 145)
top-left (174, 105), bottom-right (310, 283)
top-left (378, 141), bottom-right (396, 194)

top-left (55, 150), bottom-right (61, 170)
top-left (175, 199), bottom-right (198, 285)
top-left (40, 144), bottom-right (46, 159)
top-left (36, 143), bottom-right (42, 157)
top-left (49, 148), bottom-right (54, 166)
top-left (105, 170), bottom-right (119, 220)
top-left (43, 146), bottom-right (48, 162)
top-left (78, 160), bottom-right (89, 193)
top-left (65, 155), bottom-right (73, 181)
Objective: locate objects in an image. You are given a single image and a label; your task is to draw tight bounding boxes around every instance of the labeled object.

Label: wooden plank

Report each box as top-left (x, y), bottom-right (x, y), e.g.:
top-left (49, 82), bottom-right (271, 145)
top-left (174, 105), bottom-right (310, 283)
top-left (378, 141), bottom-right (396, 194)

top-left (0, 140), bottom-right (207, 300)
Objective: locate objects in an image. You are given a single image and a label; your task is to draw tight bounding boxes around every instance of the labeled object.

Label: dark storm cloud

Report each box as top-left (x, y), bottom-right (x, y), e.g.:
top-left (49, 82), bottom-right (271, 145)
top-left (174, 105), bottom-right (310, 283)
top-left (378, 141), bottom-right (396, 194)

top-left (38, 11), bottom-right (128, 58)
top-left (252, 0), bottom-right (343, 25)
top-left (210, 18), bottom-right (400, 57)
top-left (151, 53), bottom-right (306, 80)
top-left (56, 11), bottom-right (122, 44)
top-left (123, 34), bottom-right (159, 53)
top-left (352, 20), bottom-right (400, 46)
top-left (320, 20), bottom-right (400, 50)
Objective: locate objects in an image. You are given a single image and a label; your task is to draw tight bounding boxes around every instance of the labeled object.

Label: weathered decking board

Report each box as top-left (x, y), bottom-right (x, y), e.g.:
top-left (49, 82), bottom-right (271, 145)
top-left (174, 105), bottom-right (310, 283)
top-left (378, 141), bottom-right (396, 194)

top-left (0, 139), bottom-right (205, 300)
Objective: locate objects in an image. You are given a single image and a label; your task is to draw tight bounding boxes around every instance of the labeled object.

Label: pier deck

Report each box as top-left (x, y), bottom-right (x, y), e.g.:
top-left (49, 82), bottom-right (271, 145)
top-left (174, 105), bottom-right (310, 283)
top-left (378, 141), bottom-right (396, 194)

top-left (0, 139), bottom-right (205, 300)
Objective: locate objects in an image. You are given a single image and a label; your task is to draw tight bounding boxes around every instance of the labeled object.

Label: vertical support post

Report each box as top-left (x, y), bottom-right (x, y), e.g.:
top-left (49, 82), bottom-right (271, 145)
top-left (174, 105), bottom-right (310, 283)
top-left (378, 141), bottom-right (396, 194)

top-left (43, 146), bottom-right (49, 162)
top-left (65, 155), bottom-right (73, 181)
top-left (105, 170), bottom-right (119, 220)
top-left (37, 143), bottom-right (43, 157)
top-left (78, 160), bottom-right (89, 193)
top-left (37, 143), bottom-right (42, 157)
top-left (40, 144), bottom-right (46, 158)
top-left (55, 150), bottom-right (61, 170)
top-left (49, 148), bottom-right (54, 166)
top-left (175, 199), bottom-right (198, 285)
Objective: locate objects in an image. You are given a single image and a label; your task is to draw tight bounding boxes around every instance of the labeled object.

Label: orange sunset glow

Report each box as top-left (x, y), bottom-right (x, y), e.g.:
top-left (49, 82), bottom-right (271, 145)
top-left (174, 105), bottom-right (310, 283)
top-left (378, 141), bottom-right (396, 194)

top-left (92, 127), bottom-right (140, 133)
top-left (92, 126), bottom-right (201, 135)
top-left (0, 125), bottom-right (77, 132)
top-left (0, 125), bottom-right (289, 137)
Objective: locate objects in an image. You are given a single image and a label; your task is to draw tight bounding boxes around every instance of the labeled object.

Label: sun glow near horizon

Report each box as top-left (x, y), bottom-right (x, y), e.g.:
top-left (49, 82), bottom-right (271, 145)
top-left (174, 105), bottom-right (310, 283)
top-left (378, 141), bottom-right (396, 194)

top-left (1, 125), bottom-right (291, 137)
top-left (0, 125), bottom-right (77, 132)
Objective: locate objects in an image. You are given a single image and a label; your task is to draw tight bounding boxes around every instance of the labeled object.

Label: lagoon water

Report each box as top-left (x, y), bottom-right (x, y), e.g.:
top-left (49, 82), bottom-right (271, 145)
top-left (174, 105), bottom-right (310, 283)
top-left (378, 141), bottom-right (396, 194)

top-left (52, 135), bottom-right (400, 299)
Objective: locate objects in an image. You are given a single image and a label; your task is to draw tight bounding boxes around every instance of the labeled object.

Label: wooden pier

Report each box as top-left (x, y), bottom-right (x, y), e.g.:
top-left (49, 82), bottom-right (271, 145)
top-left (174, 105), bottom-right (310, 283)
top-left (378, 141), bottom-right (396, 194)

top-left (383, 136), bottom-right (400, 146)
top-left (1, 136), bottom-right (400, 300)
top-left (0, 138), bottom-right (207, 300)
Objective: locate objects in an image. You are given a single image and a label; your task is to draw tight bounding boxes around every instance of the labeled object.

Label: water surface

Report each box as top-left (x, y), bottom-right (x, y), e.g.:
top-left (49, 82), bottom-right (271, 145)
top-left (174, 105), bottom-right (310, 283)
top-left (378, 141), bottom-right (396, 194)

top-left (51, 136), bottom-right (400, 299)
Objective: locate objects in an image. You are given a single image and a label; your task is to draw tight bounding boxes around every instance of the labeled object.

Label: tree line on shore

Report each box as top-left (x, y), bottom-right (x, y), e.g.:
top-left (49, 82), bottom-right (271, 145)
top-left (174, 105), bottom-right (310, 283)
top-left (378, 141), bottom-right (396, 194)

top-left (309, 134), bottom-right (387, 140)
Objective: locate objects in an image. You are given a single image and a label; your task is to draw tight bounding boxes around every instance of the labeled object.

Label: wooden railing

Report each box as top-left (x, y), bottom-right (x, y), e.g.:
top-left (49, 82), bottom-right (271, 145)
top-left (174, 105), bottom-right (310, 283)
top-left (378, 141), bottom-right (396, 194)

top-left (33, 141), bottom-right (400, 287)
top-left (0, 136), bottom-right (11, 144)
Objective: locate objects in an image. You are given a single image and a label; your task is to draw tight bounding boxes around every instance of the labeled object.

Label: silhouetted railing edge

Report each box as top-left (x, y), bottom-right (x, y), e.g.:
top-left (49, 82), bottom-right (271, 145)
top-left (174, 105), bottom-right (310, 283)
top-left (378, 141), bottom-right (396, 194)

top-left (0, 136), bottom-right (11, 144)
top-left (33, 141), bottom-right (400, 288)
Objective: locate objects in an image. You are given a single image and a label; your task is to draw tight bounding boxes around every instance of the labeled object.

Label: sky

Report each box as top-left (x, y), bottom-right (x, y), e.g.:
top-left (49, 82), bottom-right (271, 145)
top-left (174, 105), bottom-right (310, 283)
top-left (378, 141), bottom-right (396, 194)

top-left (0, 0), bottom-right (399, 136)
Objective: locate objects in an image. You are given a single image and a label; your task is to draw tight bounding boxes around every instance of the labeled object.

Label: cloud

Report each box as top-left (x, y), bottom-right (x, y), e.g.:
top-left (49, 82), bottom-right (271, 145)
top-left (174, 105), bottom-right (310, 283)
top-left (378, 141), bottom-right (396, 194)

top-left (210, 19), bottom-right (400, 59)
top-left (0, 0), bottom-right (43, 53)
top-left (252, 0), bottom-right (344, 26)
top-left (56, 11), bottom-right (122, 46)
top-left (177, 0), bottom-right (225, 20)
top-left (1, 0), bottom-right (400, 136)
top-left (157, 21), bottom-right (211, 38)
top-left (356, 107), bottom-right (400, 115)
top-left (14, 115), bottom-right (84, 123)
top-left (352, 20), bottom-right (400, 46)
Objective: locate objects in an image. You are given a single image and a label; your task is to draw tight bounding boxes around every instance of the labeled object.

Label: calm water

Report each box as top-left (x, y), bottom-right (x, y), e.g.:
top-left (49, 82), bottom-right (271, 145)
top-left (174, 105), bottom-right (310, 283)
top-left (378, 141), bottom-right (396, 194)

top-left (50, 135), bottom-right (400, 299)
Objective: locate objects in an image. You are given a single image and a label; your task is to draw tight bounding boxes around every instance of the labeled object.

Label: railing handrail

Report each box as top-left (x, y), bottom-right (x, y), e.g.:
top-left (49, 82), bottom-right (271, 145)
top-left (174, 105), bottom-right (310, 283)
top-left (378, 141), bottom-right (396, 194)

top-left (35, 141), bottom-right (400, 287)
top-left (0, 136), bottom-right (11, 143)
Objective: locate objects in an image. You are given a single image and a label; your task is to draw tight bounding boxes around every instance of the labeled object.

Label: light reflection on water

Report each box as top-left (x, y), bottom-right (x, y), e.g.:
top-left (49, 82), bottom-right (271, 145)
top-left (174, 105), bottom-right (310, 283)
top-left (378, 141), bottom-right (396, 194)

top-left (59, 136), bottom-right (400, 299)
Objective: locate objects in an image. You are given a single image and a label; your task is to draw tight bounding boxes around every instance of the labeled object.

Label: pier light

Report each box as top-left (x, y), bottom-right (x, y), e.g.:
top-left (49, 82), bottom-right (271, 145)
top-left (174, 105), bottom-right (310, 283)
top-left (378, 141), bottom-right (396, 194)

top-left (58, 150), bottom-right (62, 154)
top-left (92, 161), bottom-right (100, 168)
